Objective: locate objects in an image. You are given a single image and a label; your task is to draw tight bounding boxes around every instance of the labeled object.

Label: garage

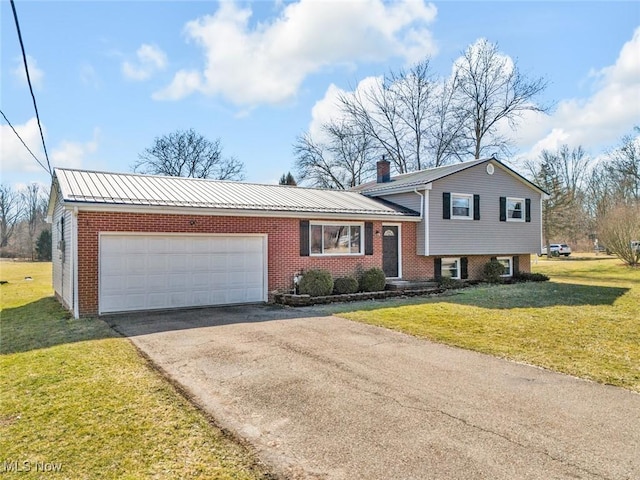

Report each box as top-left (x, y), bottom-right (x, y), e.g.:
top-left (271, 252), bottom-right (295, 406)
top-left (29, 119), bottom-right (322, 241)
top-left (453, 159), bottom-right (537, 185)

top-left (99, 234), bottom-right (267, 314)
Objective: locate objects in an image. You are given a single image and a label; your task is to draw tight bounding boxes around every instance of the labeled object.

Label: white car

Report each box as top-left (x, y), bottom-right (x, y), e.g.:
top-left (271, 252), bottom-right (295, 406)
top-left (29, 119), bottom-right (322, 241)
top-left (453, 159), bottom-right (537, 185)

top-left (540, 243), bottom-right (572, 257)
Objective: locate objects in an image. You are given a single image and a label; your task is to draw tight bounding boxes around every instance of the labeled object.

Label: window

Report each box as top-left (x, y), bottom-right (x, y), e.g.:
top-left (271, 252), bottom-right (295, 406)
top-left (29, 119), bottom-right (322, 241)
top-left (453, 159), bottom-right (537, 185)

top-left (451, 194), bottom-right (473, 219)
top-left (497, 256), bottom-right (513, 277)
top-left (507, 197), bottom-right (525, 222)
top-left (310, 223), bottom-right (362, 255)
top-left (441, 257), bottom-right (460, 279)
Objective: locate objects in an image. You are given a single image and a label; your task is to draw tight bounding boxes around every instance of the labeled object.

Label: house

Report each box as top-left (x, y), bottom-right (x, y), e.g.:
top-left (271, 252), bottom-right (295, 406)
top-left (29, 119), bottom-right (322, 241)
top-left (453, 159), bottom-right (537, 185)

top-left (47, 157), bottom-right (544, 318)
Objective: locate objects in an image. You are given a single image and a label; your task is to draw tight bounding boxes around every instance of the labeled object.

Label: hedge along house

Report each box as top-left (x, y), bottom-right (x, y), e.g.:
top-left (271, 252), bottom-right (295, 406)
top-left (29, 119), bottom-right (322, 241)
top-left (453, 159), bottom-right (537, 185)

top-left (47, 157), bottom-right (544, 318)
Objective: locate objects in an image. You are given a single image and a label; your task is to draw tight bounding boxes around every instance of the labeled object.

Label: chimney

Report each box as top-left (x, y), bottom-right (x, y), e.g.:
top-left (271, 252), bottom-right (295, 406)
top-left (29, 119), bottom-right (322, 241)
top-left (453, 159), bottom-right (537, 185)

top-left (376, 156), bottom-right (391, 183)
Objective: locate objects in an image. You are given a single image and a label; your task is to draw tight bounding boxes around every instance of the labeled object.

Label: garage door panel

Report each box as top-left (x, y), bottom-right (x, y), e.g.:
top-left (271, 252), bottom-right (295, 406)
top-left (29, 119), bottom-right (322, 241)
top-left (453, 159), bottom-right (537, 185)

top-left (100, 234), bottom-right (266, 313)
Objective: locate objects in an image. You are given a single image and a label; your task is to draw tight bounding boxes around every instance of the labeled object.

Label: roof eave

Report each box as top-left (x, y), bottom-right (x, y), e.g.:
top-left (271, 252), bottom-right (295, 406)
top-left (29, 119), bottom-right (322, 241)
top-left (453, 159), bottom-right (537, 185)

top-left (61, 201), bottom-right (422, 222)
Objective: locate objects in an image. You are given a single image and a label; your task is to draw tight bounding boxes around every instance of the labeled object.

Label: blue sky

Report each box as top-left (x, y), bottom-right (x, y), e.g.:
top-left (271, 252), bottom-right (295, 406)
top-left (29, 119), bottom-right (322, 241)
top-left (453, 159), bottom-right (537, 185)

top-left (2, 1), bottom-right (639, 190)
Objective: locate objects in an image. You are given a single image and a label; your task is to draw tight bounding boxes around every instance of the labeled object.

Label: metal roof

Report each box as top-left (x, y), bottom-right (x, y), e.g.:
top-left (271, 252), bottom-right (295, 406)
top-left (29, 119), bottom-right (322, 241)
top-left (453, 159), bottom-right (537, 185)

top-left (352, 157), bottom-right (546, 196)
top-left (53, 168), bottom-right (419, 218)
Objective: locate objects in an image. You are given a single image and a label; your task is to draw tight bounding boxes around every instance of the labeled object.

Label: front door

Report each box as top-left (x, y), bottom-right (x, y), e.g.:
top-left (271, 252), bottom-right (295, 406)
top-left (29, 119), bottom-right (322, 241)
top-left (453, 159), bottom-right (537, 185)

top-left (382, 225), bottom-right (399, 278)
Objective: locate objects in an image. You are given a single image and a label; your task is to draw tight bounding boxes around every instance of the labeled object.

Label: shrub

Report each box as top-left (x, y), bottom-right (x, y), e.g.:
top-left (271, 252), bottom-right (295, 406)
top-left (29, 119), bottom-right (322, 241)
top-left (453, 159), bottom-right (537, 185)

top-left (514, 271), bottom-right (549, 282)
top-left (298, 269), bottom-right (334, 297)
top-left (438, 277), bottom-right (465, 289)
top-left (483, 259), bottom-right (505, 283)
top-left (359, 267), bottom-right (386, 292)
top-left (333, 276), bottom-right (359, 295)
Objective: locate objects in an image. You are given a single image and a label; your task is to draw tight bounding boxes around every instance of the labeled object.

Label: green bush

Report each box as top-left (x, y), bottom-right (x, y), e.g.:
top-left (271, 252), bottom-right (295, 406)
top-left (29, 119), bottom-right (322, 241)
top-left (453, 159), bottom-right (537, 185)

top-left (483, 259), bottom-right (505, 283)
top-left (359, 267), bottom-right (386, 292)
top-left (333, 276), bottom-right (359, 295)
top-left (438, 277), bottom-right (465, 289)
top-left (514, 271), bottom-right (549, 282)
top-left (298, 269), bottom-right (334, 297)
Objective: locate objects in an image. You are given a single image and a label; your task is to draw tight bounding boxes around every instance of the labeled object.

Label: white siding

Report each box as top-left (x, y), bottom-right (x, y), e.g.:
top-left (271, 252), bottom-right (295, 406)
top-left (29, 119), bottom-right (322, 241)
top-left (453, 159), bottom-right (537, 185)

top-left (51, 194), bottom-right (73, 310)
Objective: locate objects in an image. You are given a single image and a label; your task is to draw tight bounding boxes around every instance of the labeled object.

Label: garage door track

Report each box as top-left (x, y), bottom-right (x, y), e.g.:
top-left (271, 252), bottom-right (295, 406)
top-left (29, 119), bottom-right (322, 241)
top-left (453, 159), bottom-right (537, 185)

top-left (109, 305), bottom-right (640, 480)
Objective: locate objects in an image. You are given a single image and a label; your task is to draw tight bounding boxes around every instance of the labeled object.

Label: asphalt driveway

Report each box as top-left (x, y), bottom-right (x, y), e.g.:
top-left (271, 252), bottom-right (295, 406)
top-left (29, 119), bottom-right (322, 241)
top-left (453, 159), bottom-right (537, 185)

top-left (108, 305), bottom-right (640, 480)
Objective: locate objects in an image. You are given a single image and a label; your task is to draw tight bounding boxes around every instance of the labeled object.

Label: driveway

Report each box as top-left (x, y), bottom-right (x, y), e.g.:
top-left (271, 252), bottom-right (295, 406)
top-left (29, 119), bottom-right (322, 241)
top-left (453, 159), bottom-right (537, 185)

top-left (109, 305), bottom-right (640, 480)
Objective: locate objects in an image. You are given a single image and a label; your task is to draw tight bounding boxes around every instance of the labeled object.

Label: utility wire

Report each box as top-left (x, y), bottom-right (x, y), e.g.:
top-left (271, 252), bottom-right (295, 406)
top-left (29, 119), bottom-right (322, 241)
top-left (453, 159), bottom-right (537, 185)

top-left (0, 109), bottom-right (50, 175)
top-left (9, 0), bottom-right (52, 176)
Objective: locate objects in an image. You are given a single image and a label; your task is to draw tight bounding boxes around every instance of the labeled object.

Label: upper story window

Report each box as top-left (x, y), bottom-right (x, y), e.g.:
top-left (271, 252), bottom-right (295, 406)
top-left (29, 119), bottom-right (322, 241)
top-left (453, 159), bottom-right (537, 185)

top-left (443, 192), bottom-right (480, 221)
top-left (507, 197), bottom-right (525, 222)
top-left (310, 223), bottom-right (363, 256)
top-left (451, 194), bottom-right (473, 219)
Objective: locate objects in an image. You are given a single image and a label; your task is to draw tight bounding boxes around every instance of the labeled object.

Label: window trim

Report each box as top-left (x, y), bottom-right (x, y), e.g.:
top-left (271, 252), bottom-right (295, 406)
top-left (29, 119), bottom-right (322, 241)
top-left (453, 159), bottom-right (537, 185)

top-left (506, 197), bottom-right (525, 222)
top-left (441, 257), bottom-right (461, 280)
top-left (450, 193), bottom-right (474, 220)
top-left (497, 256), bottom-right (513, 277)
top-left (309, 221), bottom-right (365, 256)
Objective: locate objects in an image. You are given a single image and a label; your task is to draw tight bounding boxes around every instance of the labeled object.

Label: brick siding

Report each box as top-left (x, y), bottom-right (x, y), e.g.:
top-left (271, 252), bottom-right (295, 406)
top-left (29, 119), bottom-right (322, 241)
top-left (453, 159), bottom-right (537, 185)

top-left (75, 211), bottom-right (530, 316)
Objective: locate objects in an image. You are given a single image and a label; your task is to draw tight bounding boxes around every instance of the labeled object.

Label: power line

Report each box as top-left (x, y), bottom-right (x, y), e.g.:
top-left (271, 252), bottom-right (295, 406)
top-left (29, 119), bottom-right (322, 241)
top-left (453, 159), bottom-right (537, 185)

top-left (9, 0), bottom-right (52, 176)
top-left (0, 109), bottom-right (51, 175)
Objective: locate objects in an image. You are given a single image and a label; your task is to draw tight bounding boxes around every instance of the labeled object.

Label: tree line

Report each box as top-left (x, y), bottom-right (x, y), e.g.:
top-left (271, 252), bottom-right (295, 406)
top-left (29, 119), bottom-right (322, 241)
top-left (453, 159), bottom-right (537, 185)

top-left (0, 183), bottom-right (50, 260)
top-left (527, 128), bottom-right (639, 265)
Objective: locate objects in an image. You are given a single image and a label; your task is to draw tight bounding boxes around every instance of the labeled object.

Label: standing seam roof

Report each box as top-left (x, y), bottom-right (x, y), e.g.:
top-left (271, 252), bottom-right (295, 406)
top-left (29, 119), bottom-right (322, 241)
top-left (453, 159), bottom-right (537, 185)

top-left (53, 168), bottom-right (419, 217)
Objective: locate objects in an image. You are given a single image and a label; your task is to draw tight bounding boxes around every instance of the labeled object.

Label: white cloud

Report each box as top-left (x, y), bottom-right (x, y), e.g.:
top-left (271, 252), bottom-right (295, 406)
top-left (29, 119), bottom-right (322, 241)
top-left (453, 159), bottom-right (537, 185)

top-left (11, 54), bottom-right (44, 89)
top-left (516, 27), bottom-right (640, 159)
top-left (154, 0), bottom-right (438, 105)
top-left (122, 44), bottom-right (168, 81)
top-left (51, 129), bottom-right (100, 169)
top-left (0, 117), bottom-right (44, 173)
top-left (0, 118), bottom-right (99, 174)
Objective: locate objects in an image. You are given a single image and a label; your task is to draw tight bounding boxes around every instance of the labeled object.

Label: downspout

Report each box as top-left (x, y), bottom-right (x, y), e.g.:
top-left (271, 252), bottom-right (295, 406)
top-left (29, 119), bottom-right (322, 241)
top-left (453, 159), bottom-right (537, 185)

top-left (413, 188), bottom-right (426, 257)
top-left (72, 207), bottom-right (79, 319)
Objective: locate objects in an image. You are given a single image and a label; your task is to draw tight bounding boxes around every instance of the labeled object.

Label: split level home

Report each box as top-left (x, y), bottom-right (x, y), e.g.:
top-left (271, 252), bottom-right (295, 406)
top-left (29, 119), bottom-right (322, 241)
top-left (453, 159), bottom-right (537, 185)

top-left (47, 157), bottom-right (546, 318)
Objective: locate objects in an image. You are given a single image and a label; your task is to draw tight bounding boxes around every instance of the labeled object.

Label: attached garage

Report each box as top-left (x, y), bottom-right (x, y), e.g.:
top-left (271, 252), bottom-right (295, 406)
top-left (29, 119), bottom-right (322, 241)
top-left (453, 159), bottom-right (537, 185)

top-left (47, 167), bottom-right (419, 318)
top-left (99, 234), bottom-right (267, 314)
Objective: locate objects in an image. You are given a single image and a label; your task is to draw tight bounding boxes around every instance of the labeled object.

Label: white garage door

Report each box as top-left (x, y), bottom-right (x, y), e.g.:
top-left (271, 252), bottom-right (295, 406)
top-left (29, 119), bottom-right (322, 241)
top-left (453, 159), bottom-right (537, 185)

top-left (99, 234), bottom-right (266, 314)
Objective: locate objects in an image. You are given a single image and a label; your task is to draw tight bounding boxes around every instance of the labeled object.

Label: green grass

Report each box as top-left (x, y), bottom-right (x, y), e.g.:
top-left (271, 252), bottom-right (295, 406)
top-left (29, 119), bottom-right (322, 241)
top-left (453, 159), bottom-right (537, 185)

top-left (340, 256), bottom-right (640, 392)
top-left (0, 262), bottom-right (269, 479)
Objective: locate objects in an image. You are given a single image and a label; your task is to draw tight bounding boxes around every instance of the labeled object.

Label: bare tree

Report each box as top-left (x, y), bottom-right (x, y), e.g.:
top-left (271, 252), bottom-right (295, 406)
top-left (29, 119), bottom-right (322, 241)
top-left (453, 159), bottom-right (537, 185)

top-left (0, 185), bottom-right (23, 248)
top-left (294, 120), bottom-right (375, 189)
top-left (455, 39), bottom-right (548, 159)
top-left (606, 128), bottom-right (640, 202)
top-left (21, 183), bottom-right (48, 259)
top-left (528, 145), bottom-right (592, 251)
top-left (597, 203), bottom-right (640, 266)
top-left (134, 129), bottom-right (245, 180)
top-left (337, 60), bottom-right (462, 174)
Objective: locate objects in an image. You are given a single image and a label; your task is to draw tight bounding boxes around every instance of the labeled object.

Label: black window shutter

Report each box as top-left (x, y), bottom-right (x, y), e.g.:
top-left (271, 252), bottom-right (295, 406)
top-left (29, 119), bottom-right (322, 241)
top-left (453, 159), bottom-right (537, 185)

top-left (525, 198), bottom-right (531, 222)
top-left (473, 195), bottom-right (480, 221)
top-left (490, 256), bottom-right (497, 262)
top-left (434, 258), bottom-right (442, 281)
top-left (443, 192), bottom-right (451, 219)
top-left (513, 255), bottom-right (519, 275)
top-left (499, 197), bottom-right (507, 222)
top-left (300, 220), bottom-right (310, 256)
top-left (364, 222), bottom-right (373, 255)
top-left (461, 257), bottom-right (468, 279)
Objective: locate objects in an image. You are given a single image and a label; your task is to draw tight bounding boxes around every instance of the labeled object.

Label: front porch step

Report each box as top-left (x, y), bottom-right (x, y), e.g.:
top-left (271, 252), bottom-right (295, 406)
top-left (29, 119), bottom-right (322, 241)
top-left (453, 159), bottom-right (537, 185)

top-left (385, 280), bottom-right (438, 291)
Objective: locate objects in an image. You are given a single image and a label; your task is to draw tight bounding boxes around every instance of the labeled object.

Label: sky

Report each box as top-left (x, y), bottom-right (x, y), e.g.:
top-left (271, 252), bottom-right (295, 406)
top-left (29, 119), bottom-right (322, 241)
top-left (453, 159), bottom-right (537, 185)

top-left (1, 0), bottom-right (639, 191)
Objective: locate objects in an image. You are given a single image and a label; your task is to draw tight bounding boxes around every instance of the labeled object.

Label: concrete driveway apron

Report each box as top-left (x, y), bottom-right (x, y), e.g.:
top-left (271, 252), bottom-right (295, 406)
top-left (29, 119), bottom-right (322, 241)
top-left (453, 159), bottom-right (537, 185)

top-left (109, 305), bottom-right (640, 480)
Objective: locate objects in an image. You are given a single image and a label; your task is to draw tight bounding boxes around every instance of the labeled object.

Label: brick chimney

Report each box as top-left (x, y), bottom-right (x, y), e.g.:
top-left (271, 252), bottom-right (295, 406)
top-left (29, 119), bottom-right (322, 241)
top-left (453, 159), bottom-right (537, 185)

top-left (376, 156), bottom-right (391, 183)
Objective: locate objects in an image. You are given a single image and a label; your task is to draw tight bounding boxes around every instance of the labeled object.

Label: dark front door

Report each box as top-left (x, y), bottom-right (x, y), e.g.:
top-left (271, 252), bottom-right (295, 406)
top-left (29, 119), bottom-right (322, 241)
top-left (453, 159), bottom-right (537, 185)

top-left (382, 226), bottom-right (399, 278)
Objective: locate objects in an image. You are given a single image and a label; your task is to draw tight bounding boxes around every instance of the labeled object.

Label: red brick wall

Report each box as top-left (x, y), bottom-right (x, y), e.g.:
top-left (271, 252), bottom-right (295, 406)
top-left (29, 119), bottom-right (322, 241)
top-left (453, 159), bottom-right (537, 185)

top-left (76, 211), bottom-right (530, 316)
top-left (77, 212), bottom-right (387, 315)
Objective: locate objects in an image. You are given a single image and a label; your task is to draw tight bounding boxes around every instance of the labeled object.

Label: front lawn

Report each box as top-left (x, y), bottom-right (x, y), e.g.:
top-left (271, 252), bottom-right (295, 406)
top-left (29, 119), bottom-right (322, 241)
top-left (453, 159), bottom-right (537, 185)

top-left (0, 261), bottom-right (269, 479)
top-left (340, 256), bottom-right (640, 392)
